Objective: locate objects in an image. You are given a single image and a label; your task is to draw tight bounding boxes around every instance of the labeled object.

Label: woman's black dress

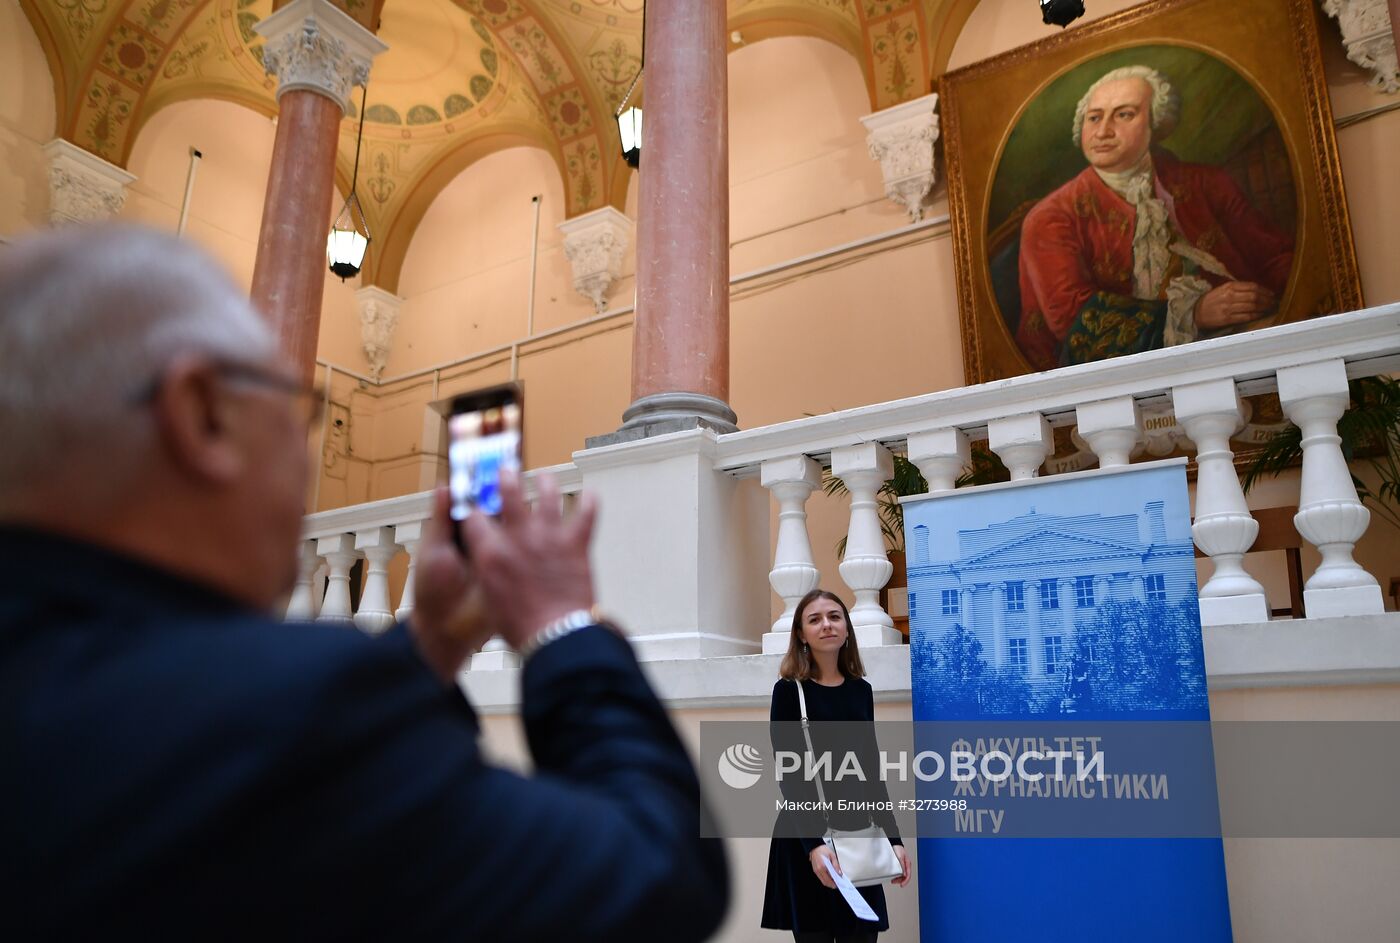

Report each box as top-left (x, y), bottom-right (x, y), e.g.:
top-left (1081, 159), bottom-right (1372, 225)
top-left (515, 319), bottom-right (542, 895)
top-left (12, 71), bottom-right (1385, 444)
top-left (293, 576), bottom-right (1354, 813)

top-left (760, 676), bottom-right (902, 934)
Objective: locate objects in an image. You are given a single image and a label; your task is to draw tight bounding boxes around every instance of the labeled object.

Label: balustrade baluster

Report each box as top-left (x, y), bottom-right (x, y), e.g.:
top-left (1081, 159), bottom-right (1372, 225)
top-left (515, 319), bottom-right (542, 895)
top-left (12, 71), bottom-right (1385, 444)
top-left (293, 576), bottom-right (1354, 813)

top-left (285, 540), bottom-right (322, 621)
top-left (315, 534), bottom-right (359, 624)
top-left (1077, 396), bottom-right (1142, 468)
top-left (832, 443), bottom-right (901, 647)
top-left (1277, 360), bottom-right (1385, 617)
top-left (761, 456), bottom-right (823, 654)
top-left (393, 520), bottom-right (424, 622)
top-left (1172, 379), bottom-right (1269, 625)
top-left (353, 527), bottom-right (399, 634)
top-left (908, 427), bottom-right (970, 492)
top-left (989, 412), bottom-right (1052, 480)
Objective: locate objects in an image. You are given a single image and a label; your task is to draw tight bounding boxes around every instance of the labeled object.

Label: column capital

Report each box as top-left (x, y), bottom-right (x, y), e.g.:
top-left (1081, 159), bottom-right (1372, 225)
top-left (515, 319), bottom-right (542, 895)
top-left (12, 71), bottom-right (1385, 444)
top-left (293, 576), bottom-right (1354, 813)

top-left (356, 285), bottom-right (403, 381)
top-left (1322, 0), bottom-right (1399, 93)
top-left (43, 139), bottom-right (136, 225)
top-left (859, 92), bottom-right (940, 222)
top-left (558, 206), bottom-right (632, 313)
top-left (255, 0), bottom-right (388, 114)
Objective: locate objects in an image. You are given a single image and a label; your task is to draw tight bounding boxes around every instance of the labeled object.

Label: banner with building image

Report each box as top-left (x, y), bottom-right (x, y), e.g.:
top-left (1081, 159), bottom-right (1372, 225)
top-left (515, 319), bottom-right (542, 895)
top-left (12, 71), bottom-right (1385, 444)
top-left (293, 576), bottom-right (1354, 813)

top-left (902, 459), bottom-right (1232, 940)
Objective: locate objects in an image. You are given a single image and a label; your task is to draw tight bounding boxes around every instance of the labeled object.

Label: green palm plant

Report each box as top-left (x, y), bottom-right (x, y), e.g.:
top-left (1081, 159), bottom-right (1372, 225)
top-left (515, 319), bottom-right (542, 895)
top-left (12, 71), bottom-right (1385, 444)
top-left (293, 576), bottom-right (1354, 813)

top-left (823, 447), bottom-right (1009, 557)
top-left (1242, 375), bottom-right (1400, 532)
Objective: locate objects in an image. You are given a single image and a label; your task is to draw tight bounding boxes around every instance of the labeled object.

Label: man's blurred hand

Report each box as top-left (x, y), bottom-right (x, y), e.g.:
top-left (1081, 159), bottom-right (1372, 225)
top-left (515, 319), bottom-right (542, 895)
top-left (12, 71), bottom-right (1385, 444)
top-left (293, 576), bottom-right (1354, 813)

top-left (463, 471), bottom-right (597, 652)
top-left (409, 486), bottom-right (492, 682)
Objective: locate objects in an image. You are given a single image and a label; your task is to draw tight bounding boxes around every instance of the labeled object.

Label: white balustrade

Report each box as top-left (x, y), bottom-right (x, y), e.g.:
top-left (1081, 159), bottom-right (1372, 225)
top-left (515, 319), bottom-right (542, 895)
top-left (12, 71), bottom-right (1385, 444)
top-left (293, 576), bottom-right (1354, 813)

top-left (989, 412), bottom-right (1052, 480)
top-left (353, 526), bottom-right (399, 634)
top-left (294, 305), bottom-right (1400, 660)
top-left (285, 539), bottom-right (322, 621)
top-left (1077, 396), bottom-right (1141, 468)
top-left (831, 442), bottom-right (901, 647)
top-left (761, 456), bottom-right (823, 654)
top-left (1173, 378), bottom-right (1270, 626)
top-left (1277, 359), bottom-right (1385, 617)
top-left (907, 426), bottom-right (970, 492)
top-left (316, 534), bottom-right (359, 623)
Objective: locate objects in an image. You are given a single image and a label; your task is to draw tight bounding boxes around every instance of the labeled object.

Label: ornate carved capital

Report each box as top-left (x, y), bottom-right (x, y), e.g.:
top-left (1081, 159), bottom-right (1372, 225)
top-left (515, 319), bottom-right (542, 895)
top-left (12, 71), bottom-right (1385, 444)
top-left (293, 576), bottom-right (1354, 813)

top-left (1322, 0), bottom-right (1400, 94)
top-left (43, 139), bottom-right (136, 225)
top-left (255, 0), bottom-right (387, 114)
top-left (557, 206), bottom-right (632, 313)
top-left (859, 92), bottom-right (941, 222)
top-left (356, 285), bottom-right (402, 381)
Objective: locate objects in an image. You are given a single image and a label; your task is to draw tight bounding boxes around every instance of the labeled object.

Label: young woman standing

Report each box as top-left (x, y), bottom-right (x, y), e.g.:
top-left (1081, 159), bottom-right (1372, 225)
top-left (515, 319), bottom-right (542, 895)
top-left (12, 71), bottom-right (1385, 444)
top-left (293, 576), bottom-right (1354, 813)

top-left (761, 589), bottom-right (911, 942)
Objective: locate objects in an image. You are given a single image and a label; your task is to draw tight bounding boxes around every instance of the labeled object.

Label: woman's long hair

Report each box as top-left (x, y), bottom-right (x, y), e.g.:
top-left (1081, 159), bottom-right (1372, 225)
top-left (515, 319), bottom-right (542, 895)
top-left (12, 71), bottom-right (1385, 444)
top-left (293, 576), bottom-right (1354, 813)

top-left (778, 588), bottom-right (867, 681)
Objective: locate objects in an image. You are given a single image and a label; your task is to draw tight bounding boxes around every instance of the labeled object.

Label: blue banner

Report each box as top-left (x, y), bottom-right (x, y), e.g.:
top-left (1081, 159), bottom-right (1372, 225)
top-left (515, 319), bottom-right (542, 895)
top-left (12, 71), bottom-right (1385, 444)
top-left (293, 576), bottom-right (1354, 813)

top-left (903, 460), bottom-right (1232, 940)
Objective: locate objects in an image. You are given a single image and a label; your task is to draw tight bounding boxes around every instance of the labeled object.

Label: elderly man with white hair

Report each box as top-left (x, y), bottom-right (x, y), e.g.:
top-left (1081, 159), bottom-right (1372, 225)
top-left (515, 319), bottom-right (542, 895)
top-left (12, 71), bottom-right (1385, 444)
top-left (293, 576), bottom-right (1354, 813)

top-left (1015, 64), bottom-right (1296, 372)
top-left (0, 225), bottom-right (727, 939)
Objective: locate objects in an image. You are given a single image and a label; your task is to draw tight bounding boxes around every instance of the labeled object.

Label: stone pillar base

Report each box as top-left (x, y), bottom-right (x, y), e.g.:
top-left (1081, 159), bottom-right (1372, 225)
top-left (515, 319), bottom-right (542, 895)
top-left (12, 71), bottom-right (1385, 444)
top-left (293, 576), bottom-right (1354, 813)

top-left (1305, 585), bottom-right (1385, 619)
top-left (630, 632), bottom-right (760, 662)
top-left (1200, 593), bottom-right (1270, 627)
top-left (856, 625), bottom-right (904, 648)
top-left (762, 631), bottom-right (791, 655)
top-left (470, 637), bottom-right (519, 671)
top-left (586, 392), bottom-right (738, 448)
top-left (573, 428), bottom-right (769, 661)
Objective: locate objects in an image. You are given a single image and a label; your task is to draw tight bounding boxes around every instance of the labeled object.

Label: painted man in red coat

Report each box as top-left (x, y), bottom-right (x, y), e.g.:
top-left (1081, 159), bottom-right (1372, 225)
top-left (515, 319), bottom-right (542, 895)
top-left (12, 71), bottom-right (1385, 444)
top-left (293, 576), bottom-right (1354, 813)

top-left (1015, 66), bottom-right (1296, 372)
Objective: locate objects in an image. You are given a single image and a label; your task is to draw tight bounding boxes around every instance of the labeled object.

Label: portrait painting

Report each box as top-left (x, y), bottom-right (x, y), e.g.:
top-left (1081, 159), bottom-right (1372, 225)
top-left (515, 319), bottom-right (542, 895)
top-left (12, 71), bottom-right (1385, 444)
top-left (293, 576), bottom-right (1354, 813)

top-left (942, 0), bottom-right (1361, 385)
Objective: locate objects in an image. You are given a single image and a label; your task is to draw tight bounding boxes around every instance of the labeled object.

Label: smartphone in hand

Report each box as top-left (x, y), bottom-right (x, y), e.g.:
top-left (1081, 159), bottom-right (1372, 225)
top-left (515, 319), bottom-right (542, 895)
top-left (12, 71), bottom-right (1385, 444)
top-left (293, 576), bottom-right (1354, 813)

top-left (447, 381), bottom-right (523, 548)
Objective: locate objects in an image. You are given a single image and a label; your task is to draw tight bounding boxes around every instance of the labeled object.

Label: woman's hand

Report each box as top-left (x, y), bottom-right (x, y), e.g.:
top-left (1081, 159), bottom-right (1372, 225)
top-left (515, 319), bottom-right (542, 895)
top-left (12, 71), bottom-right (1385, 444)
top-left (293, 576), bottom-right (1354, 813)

top-left (809, 844), bottom-right (840, 889)
top-left (891, 845), bottom-right (911, 887)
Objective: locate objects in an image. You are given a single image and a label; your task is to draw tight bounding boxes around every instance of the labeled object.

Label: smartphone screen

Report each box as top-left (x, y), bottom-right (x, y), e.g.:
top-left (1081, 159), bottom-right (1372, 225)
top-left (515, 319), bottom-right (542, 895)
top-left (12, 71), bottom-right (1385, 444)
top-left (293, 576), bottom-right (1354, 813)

top-left (448, 384), bottom-right (522, 524)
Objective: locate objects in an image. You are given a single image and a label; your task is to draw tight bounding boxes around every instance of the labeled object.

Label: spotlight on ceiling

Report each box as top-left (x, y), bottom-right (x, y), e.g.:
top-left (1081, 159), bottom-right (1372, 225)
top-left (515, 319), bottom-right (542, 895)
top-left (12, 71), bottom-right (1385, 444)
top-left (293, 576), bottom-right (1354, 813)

top-left (1040, 0), bottom-right (1086, 28)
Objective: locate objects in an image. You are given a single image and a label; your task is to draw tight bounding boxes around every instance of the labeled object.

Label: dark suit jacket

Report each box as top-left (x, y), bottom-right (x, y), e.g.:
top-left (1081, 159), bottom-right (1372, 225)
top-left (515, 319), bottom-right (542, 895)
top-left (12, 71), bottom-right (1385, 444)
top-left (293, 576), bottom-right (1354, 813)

top-left (0, 527), bottom-right (728, 940)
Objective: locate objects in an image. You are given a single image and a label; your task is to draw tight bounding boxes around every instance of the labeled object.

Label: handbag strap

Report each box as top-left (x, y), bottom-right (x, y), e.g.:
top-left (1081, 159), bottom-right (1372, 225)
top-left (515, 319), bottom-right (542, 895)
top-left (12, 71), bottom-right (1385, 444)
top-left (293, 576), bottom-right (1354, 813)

top-left (795, 679), bottom-right (876, 830)
top-left (795, 680), bottom-right (830, 819)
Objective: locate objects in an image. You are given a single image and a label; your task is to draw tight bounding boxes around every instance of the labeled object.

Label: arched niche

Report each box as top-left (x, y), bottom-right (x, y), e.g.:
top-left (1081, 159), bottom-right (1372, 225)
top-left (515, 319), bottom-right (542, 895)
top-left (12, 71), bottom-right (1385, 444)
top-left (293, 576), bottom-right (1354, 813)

top-left (389, 144), bottom-right (574, 375)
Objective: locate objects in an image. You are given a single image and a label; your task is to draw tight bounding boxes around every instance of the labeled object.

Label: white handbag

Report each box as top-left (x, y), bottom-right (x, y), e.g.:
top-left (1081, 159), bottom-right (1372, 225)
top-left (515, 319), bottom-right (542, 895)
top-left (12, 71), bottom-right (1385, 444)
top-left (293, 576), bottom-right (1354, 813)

top-left (796, 681), bottom-right (904, 888)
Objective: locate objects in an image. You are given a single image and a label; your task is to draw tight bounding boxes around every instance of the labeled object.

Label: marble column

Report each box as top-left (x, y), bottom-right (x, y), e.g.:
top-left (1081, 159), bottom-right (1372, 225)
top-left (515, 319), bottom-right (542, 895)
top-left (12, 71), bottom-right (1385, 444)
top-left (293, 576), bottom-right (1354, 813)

top-left (617, 0), bottom-right (736, 438)
top-left (960, 587), bottom-right (975, 637)
top-left (43, 139), bottom-right (136, 225)
top-left (252, 0), bottom-right (386, 382)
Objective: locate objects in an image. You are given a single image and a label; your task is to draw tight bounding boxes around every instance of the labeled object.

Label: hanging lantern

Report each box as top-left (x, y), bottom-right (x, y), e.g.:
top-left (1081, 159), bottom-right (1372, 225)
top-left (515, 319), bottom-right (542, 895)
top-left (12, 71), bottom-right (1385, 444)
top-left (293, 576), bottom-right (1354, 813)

top-left (327, 192), bottom-right (370, 280)
top-left (616, 105), bottom-right (642, 169)
top-left (328, 84), bottom-right (372, 281)
top-left (615, 1), bottom-right (644, 169)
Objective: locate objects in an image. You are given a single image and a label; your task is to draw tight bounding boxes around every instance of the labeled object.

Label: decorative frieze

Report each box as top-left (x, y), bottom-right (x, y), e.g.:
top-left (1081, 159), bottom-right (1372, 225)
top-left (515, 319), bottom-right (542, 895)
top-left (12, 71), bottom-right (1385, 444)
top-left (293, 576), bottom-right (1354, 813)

top-left (558, 206), bottom-right (632, 312)
top-left (255, 0), bottom-right (388, 114)
top-left (356, 285), bottom-right (402, 381)
top-left (1322, 0), bottom-right (1400, 94)
top-left (859, 92), bottom-right (940, 222)
top-left (43, 139), bottom-right (136, 225)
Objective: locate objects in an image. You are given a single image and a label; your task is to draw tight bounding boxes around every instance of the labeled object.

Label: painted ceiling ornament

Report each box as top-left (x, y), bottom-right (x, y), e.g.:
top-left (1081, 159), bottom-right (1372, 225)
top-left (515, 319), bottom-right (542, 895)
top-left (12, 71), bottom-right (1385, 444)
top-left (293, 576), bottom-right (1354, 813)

top-left (1322, 0), bottom-right (1400, 93)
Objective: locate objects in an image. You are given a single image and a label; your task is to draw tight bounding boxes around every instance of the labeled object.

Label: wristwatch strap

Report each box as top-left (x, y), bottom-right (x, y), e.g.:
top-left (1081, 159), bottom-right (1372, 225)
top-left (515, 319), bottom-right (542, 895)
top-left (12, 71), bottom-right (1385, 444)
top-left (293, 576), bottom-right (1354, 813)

top-left (515, 606), bottom-right (605, 661)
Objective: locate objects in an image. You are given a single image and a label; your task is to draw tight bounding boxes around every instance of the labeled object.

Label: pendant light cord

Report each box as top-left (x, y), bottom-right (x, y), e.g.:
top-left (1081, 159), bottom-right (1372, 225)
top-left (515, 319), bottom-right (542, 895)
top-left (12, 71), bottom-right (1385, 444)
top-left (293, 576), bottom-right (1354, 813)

top-left (350, 81), bottom-right (367, 200)
top-left (616, 1), bottom-right (644, 116)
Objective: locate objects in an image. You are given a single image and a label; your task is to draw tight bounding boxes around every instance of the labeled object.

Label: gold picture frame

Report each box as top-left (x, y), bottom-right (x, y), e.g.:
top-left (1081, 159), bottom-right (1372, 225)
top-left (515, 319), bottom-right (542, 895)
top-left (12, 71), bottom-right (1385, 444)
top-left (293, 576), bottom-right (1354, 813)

top-left (940, 0), bottom-right (1362, 386)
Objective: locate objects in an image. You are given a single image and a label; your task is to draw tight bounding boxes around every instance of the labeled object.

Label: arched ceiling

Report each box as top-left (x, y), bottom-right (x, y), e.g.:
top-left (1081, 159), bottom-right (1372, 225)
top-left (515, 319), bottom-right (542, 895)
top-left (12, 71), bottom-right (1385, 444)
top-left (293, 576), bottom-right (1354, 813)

top-left (19, 0), bottom-right (967, 291)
